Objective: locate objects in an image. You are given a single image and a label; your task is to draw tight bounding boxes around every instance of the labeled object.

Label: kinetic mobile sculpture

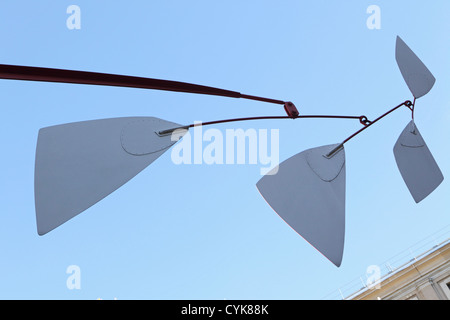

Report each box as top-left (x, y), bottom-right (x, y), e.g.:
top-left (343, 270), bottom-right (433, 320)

top-left (0, 36), bottom-right (442, 266)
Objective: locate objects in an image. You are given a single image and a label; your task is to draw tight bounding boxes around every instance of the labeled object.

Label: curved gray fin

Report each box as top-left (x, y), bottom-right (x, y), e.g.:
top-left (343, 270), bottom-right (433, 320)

top-left (256, 144), bottom-right (346, 267)
top-left (35, 117), bottom-right (186, 235)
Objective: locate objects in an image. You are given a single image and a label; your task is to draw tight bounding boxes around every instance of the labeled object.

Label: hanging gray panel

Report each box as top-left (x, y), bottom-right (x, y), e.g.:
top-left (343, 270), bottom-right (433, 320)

top-left (256, 144), bottom-right (346, 267)
top-left (35, 117), bottom-right (186, 235)
top-left (393, 120), bottom-right (443, 203)
top-left (396, 36), bottom-right (435, 99)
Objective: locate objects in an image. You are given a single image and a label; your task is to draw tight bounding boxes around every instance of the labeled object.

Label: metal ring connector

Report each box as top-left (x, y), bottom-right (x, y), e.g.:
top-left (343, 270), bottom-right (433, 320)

top-left (359, 116), bottom-right (372, 127)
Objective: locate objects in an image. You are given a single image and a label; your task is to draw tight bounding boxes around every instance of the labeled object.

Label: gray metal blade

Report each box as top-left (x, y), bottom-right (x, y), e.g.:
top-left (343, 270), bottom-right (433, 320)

top-left (393, 120), bottom-right (443, 203)
top-left (35, 117), bottom-right (186, 235)
top-left (395, 36), bottom-right (436, 99)
top-left (256, 144), bottom-right (346, 267)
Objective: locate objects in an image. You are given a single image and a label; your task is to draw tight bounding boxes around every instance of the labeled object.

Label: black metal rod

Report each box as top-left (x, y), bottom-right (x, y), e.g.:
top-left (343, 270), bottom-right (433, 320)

top-left (158, 114), bottom-right (366, 135)
top-left (325, 100), bottom-right (413, 158)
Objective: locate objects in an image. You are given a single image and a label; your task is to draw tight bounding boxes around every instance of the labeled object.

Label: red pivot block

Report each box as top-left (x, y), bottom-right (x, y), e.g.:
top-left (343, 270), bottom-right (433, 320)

top-left (284, 102), bottom-right (299, 118)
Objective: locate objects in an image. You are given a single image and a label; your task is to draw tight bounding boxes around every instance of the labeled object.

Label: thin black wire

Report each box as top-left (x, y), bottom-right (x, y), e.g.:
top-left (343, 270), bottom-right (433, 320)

top-left (158, 114), bottom-right (367, 135)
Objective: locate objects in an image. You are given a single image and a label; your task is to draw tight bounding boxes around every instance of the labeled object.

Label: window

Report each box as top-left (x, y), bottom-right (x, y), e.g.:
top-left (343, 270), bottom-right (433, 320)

top-left (438, 276), bottom-right (450, 300)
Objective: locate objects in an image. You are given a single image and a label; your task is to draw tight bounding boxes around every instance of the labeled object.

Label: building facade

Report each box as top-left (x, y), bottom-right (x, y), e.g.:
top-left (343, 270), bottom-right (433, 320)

top-left (348, 240), bottom-right (450, 300)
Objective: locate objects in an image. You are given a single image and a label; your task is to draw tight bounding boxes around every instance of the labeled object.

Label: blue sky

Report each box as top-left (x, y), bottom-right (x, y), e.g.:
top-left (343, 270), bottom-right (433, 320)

top-left (0, 1), bottom-right (449, 299)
